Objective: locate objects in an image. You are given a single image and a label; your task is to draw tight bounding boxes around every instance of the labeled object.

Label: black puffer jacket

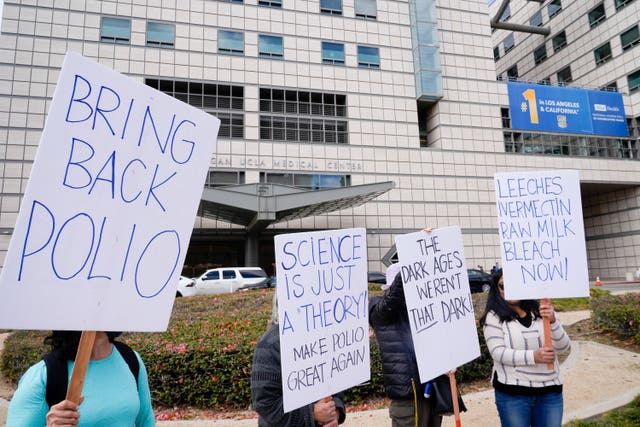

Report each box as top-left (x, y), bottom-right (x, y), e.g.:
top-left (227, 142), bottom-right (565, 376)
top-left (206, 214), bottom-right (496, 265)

top-left (369, 272), bottom-right (422, 399)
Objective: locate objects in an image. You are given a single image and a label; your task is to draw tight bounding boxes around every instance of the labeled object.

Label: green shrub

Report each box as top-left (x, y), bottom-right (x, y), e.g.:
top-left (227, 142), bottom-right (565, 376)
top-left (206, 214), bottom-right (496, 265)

top-left (564, 394), bottom-right (640, 426)
top-left (591, 292), bottom-right (640, 344)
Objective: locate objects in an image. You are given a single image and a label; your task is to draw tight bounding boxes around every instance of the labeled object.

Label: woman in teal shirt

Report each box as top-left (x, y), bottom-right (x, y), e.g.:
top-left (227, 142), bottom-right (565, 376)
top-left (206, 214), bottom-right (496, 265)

top-left (7, 331), bottom-right (155, 426)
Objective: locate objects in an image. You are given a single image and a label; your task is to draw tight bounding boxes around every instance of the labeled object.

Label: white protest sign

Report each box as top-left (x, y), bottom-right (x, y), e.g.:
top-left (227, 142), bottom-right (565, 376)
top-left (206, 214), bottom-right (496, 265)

top-left (494, 170), bottom-right (589, 300)
top-left (0, 52), bottom-right (219, 331)
top-left (275, 228), bottom-right (370, 412)
top-left (394, 227), bottom-right (480, 383)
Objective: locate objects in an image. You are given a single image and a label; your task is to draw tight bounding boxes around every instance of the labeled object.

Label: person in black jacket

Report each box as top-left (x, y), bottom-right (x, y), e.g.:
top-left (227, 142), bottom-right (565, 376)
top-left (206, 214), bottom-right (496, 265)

top-left (369, 263), bottom-right (443, 427)
top-left (251, 293), bottom-right (347, 426)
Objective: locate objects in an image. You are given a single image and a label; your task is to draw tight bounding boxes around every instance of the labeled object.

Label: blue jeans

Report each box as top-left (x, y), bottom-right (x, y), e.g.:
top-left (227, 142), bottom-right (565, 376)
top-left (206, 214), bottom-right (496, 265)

top-left (495, 389), bottom-right (563, 427)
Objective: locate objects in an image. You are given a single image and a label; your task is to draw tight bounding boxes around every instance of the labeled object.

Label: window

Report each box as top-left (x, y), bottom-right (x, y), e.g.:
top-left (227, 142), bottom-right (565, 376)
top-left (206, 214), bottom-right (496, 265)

top-left (218, 30), bottom-right (244, 55)
top-left (322, 42), bottom-right (345, 65)
top-left (320, 0), bottom-right (342, 15)
top-left (206, 171), bottom-right (245, 188)
top-left (101, 17), bottom-right (130, 44)
top-left (500, 5), bottom-right (511, 21)
top-left (493, 46), bottom-right (500, 61)
top-left (588, 3), bottom-right (606, 28)
top-left (258, 0), bottom-right (282, 7)
top-left (503, 33), bottom-right (515, 54)
top-left (261, 173), bottom-right (350, 190)
top-left (529, 11), bottom-right (542, 27)
top-left (258, 34), bottom-right (284, 59)
top-left (621, 25), bottom-right (640, 51)
top-left (548, 0), bottom-right (562, 19)
top-left (355, 0), bottom-right (376, 19)
top-left (629, 69), bottom-right (640, 93)
top-left (358, 45), bottom-right (380, 69)
top-left (557, 66), bottom-right (572, 85)
top-left (533, 44), bottom-right (547, 65)
top-left (538, 76), bottom-right (551, 85)
top-left (594, 42), bottom-right (612, 65)
top-left (506, 65), bottom-right (518, 81)
top-left (600, 81), bottom-right (618, 92)
top-left (146, 22), bottom-right (175, 48)
top-left (552, 31), bottom-right (567, 53)
top-left (615, 0), bottom-right (636, 11)
top-left (222, 270), bottom-right (236, 280)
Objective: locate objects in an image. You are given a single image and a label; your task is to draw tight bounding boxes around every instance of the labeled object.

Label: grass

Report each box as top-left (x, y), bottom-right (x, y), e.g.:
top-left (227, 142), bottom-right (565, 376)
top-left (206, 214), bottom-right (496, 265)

top-left (564, 395), bottom-right (640, 426)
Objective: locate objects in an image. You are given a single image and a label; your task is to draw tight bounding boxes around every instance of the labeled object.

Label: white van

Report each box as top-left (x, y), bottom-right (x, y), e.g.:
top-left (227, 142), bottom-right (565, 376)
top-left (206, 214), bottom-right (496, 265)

top-left (193, 267), bottom-right (268, 294)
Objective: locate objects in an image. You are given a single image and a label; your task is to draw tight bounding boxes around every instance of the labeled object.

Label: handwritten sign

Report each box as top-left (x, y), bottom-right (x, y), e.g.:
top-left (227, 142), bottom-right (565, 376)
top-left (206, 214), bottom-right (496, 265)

top-left (495, 170), bottom-right (589, 299)
top-left (0, 52), bottom-right (219, 331)
top-left (394, 227), bottom-right (480, 382)
top-left (275, 228), bottom-right (370, 412)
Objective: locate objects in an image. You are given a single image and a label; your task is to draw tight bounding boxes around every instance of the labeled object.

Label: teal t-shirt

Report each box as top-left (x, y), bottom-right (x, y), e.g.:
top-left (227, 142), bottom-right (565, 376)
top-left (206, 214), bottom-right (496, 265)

top-left (7, 345), bottom-right (155, 426)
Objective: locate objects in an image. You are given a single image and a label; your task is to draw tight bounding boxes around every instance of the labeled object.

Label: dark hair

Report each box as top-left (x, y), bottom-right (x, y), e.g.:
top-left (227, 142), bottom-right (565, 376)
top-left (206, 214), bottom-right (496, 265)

top-left (479, 269), bottom-right (540, 325)
top-left (44, 331), bottom-right (122, 361)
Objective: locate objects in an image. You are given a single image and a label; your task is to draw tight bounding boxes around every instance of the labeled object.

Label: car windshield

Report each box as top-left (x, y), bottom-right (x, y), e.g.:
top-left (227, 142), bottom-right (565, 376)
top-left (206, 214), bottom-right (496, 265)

top-left (240, 269), bottom-right (267, 278)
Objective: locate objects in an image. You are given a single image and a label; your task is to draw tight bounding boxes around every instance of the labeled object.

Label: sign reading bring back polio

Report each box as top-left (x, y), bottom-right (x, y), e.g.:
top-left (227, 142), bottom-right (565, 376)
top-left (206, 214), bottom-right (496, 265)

top-left (0, 52), bottom-right (219, 331)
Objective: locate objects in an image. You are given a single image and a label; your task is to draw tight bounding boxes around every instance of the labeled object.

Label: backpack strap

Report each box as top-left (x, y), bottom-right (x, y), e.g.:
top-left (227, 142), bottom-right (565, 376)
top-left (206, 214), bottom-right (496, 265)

top-left (44, 341), bottom-right (140, 408)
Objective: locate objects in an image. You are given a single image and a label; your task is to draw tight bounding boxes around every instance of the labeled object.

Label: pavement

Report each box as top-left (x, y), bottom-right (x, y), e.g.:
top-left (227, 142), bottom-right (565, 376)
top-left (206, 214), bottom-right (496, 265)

top-left (2, 289), bottom-right (640, 426)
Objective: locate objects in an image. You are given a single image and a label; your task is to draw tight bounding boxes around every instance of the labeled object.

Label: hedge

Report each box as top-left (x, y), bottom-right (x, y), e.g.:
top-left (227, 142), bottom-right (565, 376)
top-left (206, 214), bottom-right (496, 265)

top-left (591, 291), bottom-right (640, 344)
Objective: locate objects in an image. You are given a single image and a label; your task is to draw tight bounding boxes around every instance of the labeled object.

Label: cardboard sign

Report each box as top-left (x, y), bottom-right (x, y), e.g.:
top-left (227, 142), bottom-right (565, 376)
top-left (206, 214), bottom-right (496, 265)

top-left (275, 228), bottom-right (370, 412)
top-left (494, 170), bottom-right (589, 299)
top-left (394, 226), bottom-right (480, 383)
top-left (0, 52), bottom-right (219, 331)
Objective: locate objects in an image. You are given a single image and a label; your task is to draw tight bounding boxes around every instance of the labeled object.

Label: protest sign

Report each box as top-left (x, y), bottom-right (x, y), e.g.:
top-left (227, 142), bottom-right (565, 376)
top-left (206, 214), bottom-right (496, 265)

top-left (275, 228), bottom-right (369, 412)
top-left (394, 227), bottom-right (480, 383)
top-left (494, 170), bottom-right (589, 300)
top-left (0, 52), bottom-right (219, 331)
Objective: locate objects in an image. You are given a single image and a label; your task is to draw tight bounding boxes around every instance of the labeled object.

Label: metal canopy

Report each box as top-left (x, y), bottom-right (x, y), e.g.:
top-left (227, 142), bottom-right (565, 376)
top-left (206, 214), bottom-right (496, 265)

top-left (198, 181), bottom-right (395, 232)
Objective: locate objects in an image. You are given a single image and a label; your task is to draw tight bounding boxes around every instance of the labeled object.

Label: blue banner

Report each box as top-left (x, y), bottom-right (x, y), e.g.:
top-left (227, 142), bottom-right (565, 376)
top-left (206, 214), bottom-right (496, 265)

top-left (507, 82), bottom-right (628, 137)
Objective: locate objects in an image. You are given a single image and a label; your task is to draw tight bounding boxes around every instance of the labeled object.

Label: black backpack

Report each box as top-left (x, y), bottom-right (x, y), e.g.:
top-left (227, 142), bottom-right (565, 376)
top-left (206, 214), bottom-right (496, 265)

top-left (43, 341), bottom-right (139, 408)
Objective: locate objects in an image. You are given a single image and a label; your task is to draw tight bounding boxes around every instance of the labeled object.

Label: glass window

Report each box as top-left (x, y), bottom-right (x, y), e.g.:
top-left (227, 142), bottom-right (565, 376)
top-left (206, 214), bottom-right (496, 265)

top-left (204, 271), bottom-right (219, 280)
top-left (629, 69), bottom-right (640, 93)
top-left (218, 30), bottom-right (244, 55)
top-left (529, 11), bottom-right (542, 27)
top-left (588, 3), bottom-right (606, 28)
top-left (538, 76), bottom-right (551, 85)
top-left (355, 0), bottom-right (376, 19)
top-left (533, 44), bottom-right (547, 64)
top-left (258, 34), bottom-right (284, 59)
top-left (258, 0), bottom-right (282, 7)
top-left (621, 25), bottom-right (640, 51)
top-left (222, 270), bottom-right (236, 279)
top-left (594, 42), bottom-right (612, 65)
top-left (503, 33), bottom-right (515, 54)
top-left (322, 42), bottom-right (345, 65)
top-left (206, 171), bottom-right (244, 187)
top-left (548, 0), bottom-right (562, 19)
top-left (493, 46), bottom-right (500, 61)
top-left (552, 31), bottom-right (567, 53)
top-left (320, 0), bottom-right (342, 15)
top-left (557, 66), bottom-right (572, 85)
top-left (357, 45), bottom-right (380, 69)
top-left (101, 17), bottom-right (130, 44)
top-left (500, 5), bottom-right (511, 21)
top-left (600, 81), bottom-right (618, 92)
top-left (146, 22), bottom-right (175, 48)
top-left (507, 65), bottom-right (518, 81)
top-left (615, 0), bottom-right (635, 11)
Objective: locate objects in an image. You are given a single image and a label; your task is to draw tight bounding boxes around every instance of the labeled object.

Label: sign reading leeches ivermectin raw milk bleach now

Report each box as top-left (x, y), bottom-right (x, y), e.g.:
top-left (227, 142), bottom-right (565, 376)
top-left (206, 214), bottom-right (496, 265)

top-left (494, 170), bottom-right (589, 300)
top-left (275, 228), bottom-right (370, 412)
top-left (394, 227), bottom-right (480, 383)
top-left (0, 52), bottom-right (219, 332)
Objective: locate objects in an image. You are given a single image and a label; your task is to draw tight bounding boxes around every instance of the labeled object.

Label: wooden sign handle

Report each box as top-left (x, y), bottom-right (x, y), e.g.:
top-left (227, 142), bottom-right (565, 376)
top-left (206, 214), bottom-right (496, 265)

top-left (448, 371), bottom-right (461, 427)
top-left (541, 298), bottom-right (554, 370)
top-left (65, 330), bottom-right (96, 404)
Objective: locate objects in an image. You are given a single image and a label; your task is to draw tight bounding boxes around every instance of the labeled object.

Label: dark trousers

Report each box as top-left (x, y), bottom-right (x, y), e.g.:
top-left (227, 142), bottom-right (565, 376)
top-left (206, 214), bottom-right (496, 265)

top-left (389, 397), bottom-right (443, 427)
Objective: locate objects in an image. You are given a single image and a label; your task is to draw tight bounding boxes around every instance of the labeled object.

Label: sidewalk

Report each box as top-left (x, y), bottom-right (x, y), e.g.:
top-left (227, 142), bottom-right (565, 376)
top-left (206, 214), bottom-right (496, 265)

top-left (156, 310), bottom-right (640, 426)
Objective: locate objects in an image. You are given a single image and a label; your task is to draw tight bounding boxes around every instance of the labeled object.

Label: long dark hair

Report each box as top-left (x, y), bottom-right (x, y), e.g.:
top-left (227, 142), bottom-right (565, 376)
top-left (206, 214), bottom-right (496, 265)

top-left (479, 269), bottom-right (540, 325)
top-left (44, 331), bottom-right (122, 360)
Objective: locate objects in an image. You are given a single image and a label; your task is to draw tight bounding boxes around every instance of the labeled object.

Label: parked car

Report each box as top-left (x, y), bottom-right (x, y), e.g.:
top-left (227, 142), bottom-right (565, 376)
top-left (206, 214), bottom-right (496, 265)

top-left (194, 267), bottom-right (268, 294)
top-left (367, 271), bottom-right (386, 284)
top-left (176, 275), bottom-right (197, 297)
top-left (237, 275), bottom-right (276, 292)
top-left (467, 268), bottom-right (492, 293)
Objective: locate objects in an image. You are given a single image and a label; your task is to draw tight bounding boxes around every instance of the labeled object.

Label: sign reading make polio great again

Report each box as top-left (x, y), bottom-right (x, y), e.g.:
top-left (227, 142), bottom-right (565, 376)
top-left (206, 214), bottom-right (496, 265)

top-left (494, 170), bottom-right (589, 300)
top-left (275, 228), bottom-right (369, 412)
top-left (0, 52), bottom-right (219, 332)
top-left (507, 82), bottom-right (628, 137)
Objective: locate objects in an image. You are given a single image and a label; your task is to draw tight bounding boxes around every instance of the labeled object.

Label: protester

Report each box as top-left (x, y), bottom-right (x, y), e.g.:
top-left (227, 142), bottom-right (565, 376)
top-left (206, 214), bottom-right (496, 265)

top-left (490, 262), bottom-right (501, 275)
top-left (251, 293), bottom-right (346, 426)
top-left (480, 269), bottom-right (571, 427)
top-left (7, 331), bottom-right (155, 426)
top-left (369, 262), bottom-right (443, 427)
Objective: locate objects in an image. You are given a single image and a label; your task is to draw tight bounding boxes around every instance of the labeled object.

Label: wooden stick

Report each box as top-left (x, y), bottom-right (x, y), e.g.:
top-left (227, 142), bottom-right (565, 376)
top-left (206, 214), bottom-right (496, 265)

top-left (65, 330), bottom-right (96, 404)
top-left (448, 371), bottom-right (461, 427)
top-left (541, 298), bottom-right (554, 370)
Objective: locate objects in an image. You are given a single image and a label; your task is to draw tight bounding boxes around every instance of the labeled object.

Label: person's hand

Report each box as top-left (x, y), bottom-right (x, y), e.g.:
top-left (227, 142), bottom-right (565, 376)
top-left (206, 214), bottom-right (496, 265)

top-left (46, 397), bottom-right (83, 426)
top-left (313, 397), bottom-right (337, 425)
top-left (539, 299), bottom-right (556, 323)
top-left (533, 346), bottom-right (555, 364)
